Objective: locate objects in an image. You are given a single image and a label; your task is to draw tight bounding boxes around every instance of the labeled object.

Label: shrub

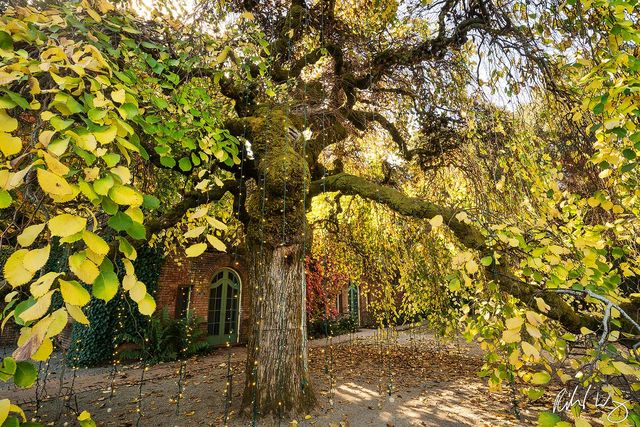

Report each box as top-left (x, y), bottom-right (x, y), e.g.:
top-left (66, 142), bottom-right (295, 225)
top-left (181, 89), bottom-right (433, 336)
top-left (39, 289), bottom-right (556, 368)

top-left (117, 308), bottom-right (210, 364)
top-left (307, 313), bottom-right (358, 339)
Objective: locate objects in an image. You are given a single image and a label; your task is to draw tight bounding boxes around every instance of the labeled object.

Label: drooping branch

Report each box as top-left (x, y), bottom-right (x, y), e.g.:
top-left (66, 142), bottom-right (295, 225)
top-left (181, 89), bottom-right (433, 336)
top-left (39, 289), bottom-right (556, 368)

top-left (345, 109), bottom-right (410, 158)
top-left (146, 180), bottom-right (241, 236)
top-left (309, 173), bottom-right (604, 336)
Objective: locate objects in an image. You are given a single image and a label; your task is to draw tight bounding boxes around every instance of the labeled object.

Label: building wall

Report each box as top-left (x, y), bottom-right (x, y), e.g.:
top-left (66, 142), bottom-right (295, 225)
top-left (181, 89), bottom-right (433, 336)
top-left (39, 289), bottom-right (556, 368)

top-left (155, 251), bottom-right (251, 344)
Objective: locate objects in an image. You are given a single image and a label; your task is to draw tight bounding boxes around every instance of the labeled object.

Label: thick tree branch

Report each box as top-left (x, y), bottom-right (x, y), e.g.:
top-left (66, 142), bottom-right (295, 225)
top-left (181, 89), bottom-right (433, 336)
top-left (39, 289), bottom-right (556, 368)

top-left (309, 173), bottom-right (604, 336)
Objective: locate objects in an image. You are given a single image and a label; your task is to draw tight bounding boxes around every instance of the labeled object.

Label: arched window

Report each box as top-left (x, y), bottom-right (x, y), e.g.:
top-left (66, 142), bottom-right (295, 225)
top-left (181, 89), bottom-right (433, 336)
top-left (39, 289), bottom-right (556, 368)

top-left (207, 268), bottom-right (241, 345)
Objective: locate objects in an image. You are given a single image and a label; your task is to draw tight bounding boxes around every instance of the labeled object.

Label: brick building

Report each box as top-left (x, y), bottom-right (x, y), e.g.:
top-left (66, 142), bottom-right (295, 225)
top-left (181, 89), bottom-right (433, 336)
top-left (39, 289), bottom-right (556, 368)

top-left (154, 251), bottom-right (386, 347)
top-left (155, 251), bottom-right (251, 345)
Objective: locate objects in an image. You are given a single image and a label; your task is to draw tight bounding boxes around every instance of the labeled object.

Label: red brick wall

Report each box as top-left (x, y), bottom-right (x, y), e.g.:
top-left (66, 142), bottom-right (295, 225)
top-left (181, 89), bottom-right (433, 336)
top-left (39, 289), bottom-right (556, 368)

top-left (0, 321), bottom-right (20, 347)
top-left (155, 251), bottom-right (251, 344)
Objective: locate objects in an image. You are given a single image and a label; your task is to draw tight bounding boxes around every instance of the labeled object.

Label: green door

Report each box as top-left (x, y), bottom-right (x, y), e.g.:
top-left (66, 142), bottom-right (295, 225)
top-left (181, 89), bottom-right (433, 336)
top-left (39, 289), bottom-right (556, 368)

top-left (348, 283), bottom-right (359, 324)
top-left (207, 268), bottom-right (241, 345)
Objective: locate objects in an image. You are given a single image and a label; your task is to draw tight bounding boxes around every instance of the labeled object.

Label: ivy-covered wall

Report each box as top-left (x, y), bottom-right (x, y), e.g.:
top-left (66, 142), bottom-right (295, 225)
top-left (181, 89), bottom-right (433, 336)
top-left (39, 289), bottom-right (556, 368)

top-left (66, 246), bottom-right (165, 367)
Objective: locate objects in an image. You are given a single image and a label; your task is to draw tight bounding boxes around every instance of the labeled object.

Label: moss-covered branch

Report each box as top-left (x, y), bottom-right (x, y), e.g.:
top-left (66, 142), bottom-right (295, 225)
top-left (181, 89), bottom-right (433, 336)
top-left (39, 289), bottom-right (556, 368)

top-left (309, 173), bottom-right (603, 335)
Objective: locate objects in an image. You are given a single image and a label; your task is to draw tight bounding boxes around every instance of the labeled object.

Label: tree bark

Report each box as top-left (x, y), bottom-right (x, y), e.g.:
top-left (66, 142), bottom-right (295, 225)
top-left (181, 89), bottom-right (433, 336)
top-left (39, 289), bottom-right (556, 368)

top-left (239, 106), bottom-right (315, 419)
top-left (241, 238), bottom-right (315, 418)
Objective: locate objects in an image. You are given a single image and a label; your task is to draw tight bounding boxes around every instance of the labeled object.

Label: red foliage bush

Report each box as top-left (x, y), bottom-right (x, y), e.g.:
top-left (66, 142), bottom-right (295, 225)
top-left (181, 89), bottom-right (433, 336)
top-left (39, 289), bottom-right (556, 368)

top-left (305, 256), bottom-right (349, 322)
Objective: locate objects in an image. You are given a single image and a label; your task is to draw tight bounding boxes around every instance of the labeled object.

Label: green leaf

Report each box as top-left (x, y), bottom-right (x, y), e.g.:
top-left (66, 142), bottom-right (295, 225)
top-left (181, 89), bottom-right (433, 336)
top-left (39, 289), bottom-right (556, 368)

top-left (623, 148), bottom-right (636, 160)
top-left (4, 91), bottom-right (29, 110)
top-left (126, 222), bottom-right (146, 240)
top-left (93, 266), bottom-right (118, 302)
top-left (531, 371), bottom-right (551, 385)
top-left (93, 175), bottom-right (114, 196)
top-left (50, 116), bottom-right (74, 131)
top-left (0, 31), bottom-right (13, 50)
top-left (537, 411), bottom-right (560, 427)
top-left (151, 96), bottom-right (168, 109)
top-left (102, 153), bottom-right (120, 168)
top-left (142, 195), bottom-right (160, 210)
top-left (178, 157), bottom-right (192, 171)
top-left (107, 211), bottom-right (132, 232)
top-left (481, 256), bottom-right (493, 266)
top-left (159, 156), bottom-right (176, 168)
top-left (14, 361), bottom-right (37, 388)
top-left (0, 190), bottom-right (12, 209)
top-left (0, 357), bottom-right (17, 381)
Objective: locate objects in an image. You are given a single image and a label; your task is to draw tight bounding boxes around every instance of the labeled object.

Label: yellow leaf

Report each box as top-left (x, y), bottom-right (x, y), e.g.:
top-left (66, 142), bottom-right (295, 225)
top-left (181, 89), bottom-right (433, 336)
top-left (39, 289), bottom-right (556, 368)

top-left (30, 272), bottom-right (61, 298)
top-left (82, 230), bottom-right (109, 255)
top-left (48, 214), bottom-right (86, 237)
top-left (429, 215), bottom-right (443, 228)
top-left (31, 337), bottom-right (53, 361)
top-left (0, 132), bottom-right (22, 156)
top-left (93, 125), bottom-right (117, 144)
top-left (0, 399), bottom-right (9, 425)
top-left (206, 216), bottom-right (228, 231)
top-left (69, 253), bottom-right (99, 284)
top-left (108, 184), bottom-right (143, 206)
top-left (0, 110), bottom-right (17, 132)
top-left (521, 341), bottom-right (539, 358)
top-left (612, 361), bottom-right (637, 376)
top-left (66, 303), bottom-right (89, 324)
top-left (129, 281), bottom-right (146, 302)
top-left (531, 371), bottom-right (551, 385)
top-left (19, 290), bottom-right (54, 322)
top-left (190, 206), bottom-right (208, 219)
top-left (575, 418), bottom-right (592, 427)
top-left (125, 207), bottom-right (143, 223)
top-left (122, 258), bottom-right (135, 276)
top-left (185, 243), bottom-right (207, 257)
top-left (465, 259), bottom-right (478, 274)
top-left (206, 234), bottom-right (227, 252)
top-left (184, 226), bottom-right (206, 239)
top-left (23, 245), bottom-right (50, 272)
top-left (43, 152), bottom-right (70, 176)
top-left (78, 410), bottom-right (92, 421)
top-left (17, 223), bottom-right (46, 247)
top-left (506, 317), bottom-right (524, 329)
top-left (46, 308), bottom-right (68, 338)
top-left (8, 403), bottom-right (25, 422)
top-left (502, 328), bottom-right (521, 344)
top-left (455, 211), bottom-right (468, 222)
top-left (59, 279), bottom-right (90, 306)
top-left (95, 0), bottom-right (115, 13)
top-left (138, 294), bottom-right (156, 316)
top-left (535, 297), bottom-right (550, 314)
top-left (37, 168), bottom-right (72, 196)
top-left (525, 323), bottom-right (541, 339)
top-left (3, 249), bottom-right (35, 287)
top-left (111, 89), bottom-right (125, 104)
top-left (122, 274), bottom-right (136, 291)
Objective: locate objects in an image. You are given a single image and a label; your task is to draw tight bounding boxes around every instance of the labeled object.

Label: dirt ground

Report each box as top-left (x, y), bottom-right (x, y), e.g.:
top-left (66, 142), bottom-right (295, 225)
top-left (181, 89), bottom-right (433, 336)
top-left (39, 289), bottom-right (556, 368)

top-left (2, 327), bottom-right (552, 426)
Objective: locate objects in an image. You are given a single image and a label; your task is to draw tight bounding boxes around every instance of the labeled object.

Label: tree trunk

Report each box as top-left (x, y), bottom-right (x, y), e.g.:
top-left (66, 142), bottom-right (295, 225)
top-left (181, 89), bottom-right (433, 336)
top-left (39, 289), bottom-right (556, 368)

top-left (239, 106), bottom-right (315, 419)
top-left (241, 238), bottom-right (315, 418)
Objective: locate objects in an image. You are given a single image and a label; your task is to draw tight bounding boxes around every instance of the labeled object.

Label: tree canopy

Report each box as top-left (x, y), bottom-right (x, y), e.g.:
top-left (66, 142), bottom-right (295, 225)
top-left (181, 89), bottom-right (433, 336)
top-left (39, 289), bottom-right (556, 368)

top-left (0, 0), bottom-right (640, 425)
